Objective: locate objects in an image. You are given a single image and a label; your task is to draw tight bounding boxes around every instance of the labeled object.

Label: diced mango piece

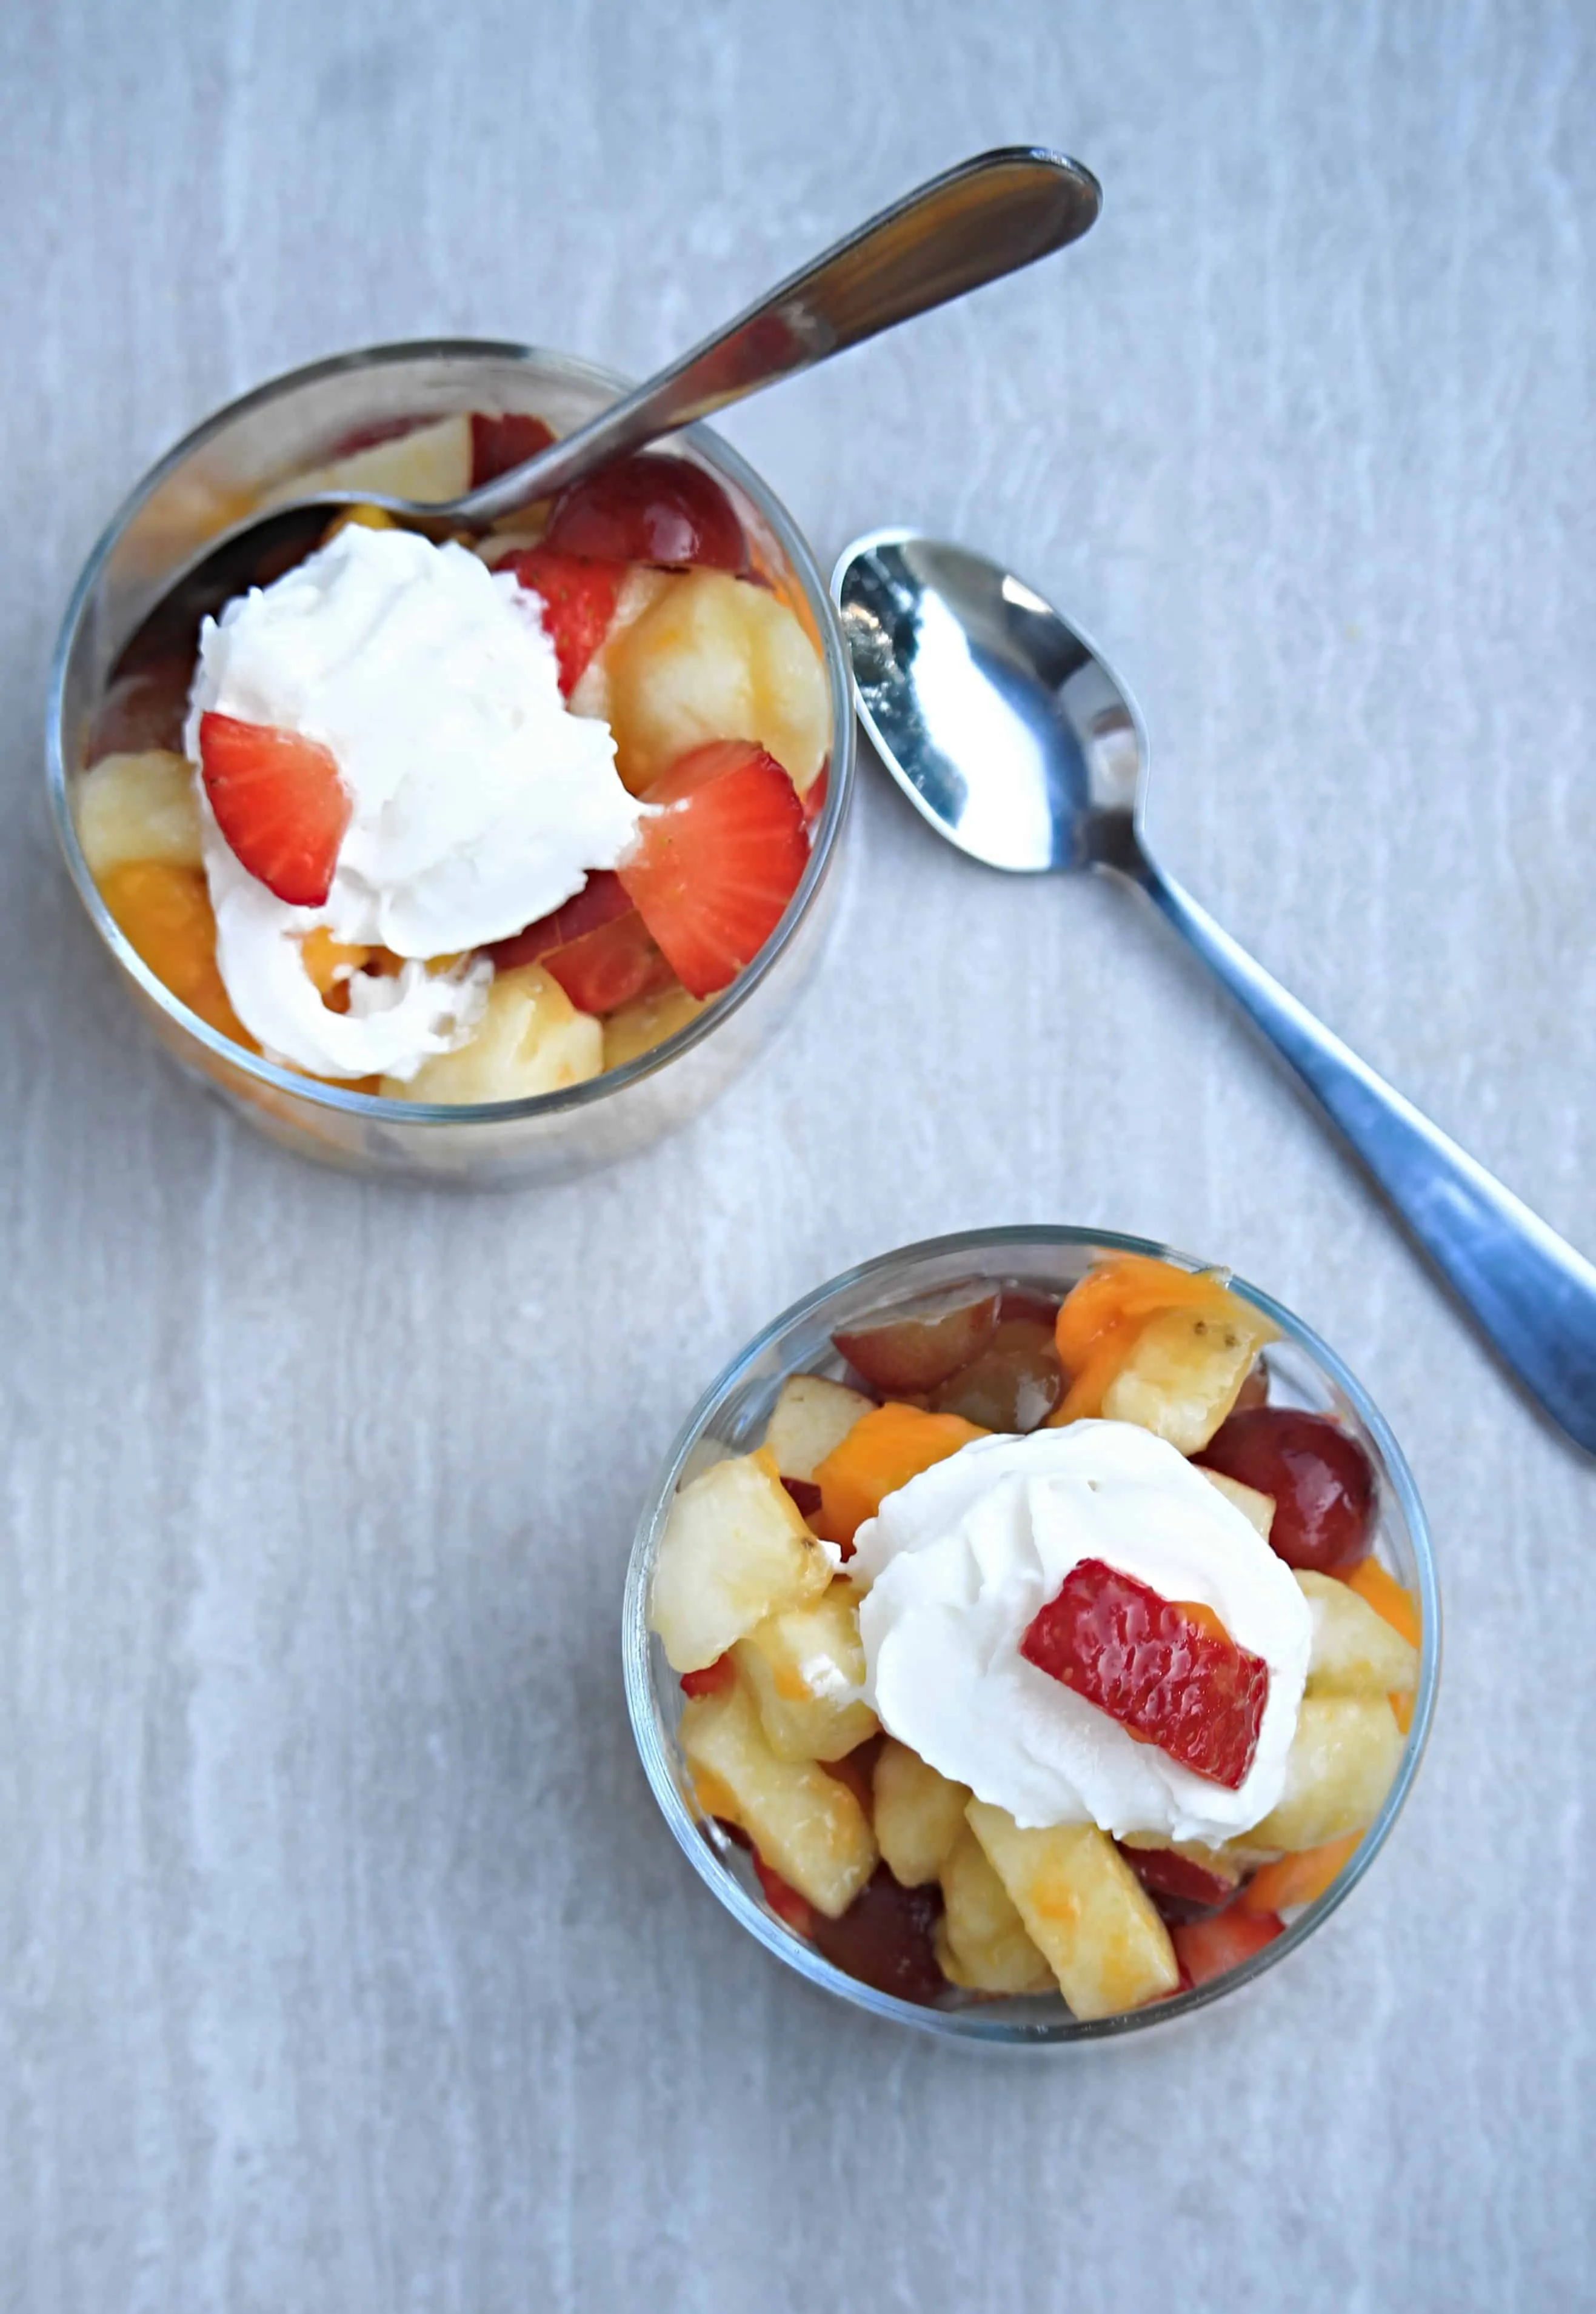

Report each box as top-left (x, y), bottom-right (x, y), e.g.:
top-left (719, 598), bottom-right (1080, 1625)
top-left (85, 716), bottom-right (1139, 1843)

top-left (1298, 1571), bottom-right (1419, 1699)
top-left (733, 1583), bottom-right (878, 1762)
top-left (937, 1825), bottom-right (1053, 1995)
top-left (650, 1448), bottom-right (833, 1674)
top-left (679, 1677), bottom-right (876, 1918)
top-left (1247, 1696), bottom-right (1405, 1852)
top-left (872, 1739), bottom-right (970, 1887)
top-left (1237, 1832), bottom-right (1361, 1915)
top-left (813, 1402), bottom-right (986, 1550)
top-left (96, 860), bottom-right (254, 1046)
top-left (964, 1801), bottom-right (1179, 2019)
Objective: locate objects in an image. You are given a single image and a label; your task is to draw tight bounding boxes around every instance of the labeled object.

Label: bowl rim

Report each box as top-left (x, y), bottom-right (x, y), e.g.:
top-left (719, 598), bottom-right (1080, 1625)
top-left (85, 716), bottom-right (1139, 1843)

top-left (45, 336), bottom-right (855, 1129)
top-left (622, 1222), bottom-right (1441, 2047)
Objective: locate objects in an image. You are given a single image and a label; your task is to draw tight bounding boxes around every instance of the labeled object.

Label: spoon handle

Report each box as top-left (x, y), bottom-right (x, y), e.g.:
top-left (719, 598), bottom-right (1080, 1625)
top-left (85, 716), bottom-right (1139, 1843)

top-left (1132, 851), bottom-right (1596, 1455)
top-left (458, 148), bottom-right (1100, 523)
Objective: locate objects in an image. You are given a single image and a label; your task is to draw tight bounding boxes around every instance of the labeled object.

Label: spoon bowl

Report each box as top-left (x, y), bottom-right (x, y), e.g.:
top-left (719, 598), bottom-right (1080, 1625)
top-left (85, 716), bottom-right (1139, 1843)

top-left (833, 527), bottom-right (1596, 1457)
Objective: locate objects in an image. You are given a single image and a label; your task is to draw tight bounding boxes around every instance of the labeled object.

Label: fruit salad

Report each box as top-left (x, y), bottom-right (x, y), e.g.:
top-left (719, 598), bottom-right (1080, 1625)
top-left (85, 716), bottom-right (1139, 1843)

top-left (646, 1253), bottom-right (1423, 2021)
top-left (74, 410), bottom-right (830, 1100)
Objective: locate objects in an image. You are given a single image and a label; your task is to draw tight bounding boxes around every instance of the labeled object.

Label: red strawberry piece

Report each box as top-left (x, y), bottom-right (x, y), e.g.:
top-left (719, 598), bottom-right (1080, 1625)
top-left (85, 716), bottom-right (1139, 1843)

top-left (780, 1476), bottom-right (823, 1518)
top-left (486, 869), bottom-right (634, 972)
top-left (499, 547), bottom-right (624, 695)
top-left (543, 452), bottom-right (747, 572)
top-left (539, 911), bottom-right (676, 1017)
top-left (800, 758), bottom-right (830, 827)
top-left (1020, 1559), bottom-right (1269, 1791)
top-left (618, 740), bottom-right (809, 1000)
top-left (1170, 1903), bottom-right (1284, 1989)
top-left (197, 712), bottom-right (351, 907)
top-left (753, 1853), bottom-right (815, 1935)
top-left (470, 411), bottom-right (556, 487)
top-left (809, 1864), bottom-right (946, 2005)
top-left (679, 1654), bottom-right (736, 1699)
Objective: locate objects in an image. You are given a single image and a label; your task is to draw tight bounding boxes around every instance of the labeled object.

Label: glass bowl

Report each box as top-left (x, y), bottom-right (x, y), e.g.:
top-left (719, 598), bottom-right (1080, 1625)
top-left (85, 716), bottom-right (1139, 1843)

top-left (46, 341), bottom-right (854, 1187)
top-left (623, 1225), bottom-right (1440, 2048)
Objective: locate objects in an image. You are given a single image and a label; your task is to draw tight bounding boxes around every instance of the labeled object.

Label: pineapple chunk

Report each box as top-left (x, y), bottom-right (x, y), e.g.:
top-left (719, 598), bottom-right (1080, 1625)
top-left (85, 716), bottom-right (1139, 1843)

top-left (965, 1801), bottom-right (1179, 2019)
top-left (276, 412), bottom-right (473, 506)
top-left (1103, 1300), bottom-right (1276, 1453)
top-left (1201, 1468), bottom-right (1276, 1539)
top-left (1247, 1696), bottom-right (1404, 1851)
top-left (606, 568), bottom-right (829, 795)
top-left (763, 1374), bottom-right (872, 1483)
top-left (872, 1739), bottom-right (970, 1886)
top-left (384, 963), bottom-right (601, 1103)
top-left (938, 1826), bottom-right (1053, 1994)
top-left (601, 983), bottom-right (705, 1072)
top-left (650, 1447), bottom-right (833, 1673)
top-left (1298, 1571), bottom-right (1420, 1699)
top-left (733, 1583), bottom-right (878, 1762)
top-left (679, 1677), bottom-right (876, 1918)
top-left (76, 751), bottom-right (202, 875)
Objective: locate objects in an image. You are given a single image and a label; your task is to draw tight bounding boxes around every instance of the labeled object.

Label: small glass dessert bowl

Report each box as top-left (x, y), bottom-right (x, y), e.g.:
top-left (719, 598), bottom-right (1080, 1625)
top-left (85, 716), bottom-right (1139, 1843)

top-left (624, 1226), bottom-right (1438, 2046)
top-left (46, 341), bottom-right (853, 1186)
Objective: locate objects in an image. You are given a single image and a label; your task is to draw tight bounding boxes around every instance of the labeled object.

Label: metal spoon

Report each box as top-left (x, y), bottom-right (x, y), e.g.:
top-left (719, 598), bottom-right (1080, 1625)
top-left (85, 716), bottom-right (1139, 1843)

top-left (123, 149), bottom-right (1100, 663)
top-left (832, 527), bottom-right (1596, 1456)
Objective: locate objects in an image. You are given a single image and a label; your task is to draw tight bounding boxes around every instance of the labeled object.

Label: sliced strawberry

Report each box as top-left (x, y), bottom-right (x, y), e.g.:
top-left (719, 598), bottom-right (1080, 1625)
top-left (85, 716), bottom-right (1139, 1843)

top-left (618, 740), bottom-right (809, 1000)
top-left (197, 712), bottom-right (350, 906)
top-left (780, 1476), bottom-right (823, 1518)
top-left (499, 546), bottom-right (624, 695)
top-left (1020, 1559), bottom-right (1269, 1791)
top-left (486, 869), bottom-right (633, 972)
top-left (470, 410), bottom-right (556, 487)
top-left (1170, 1903), bottom-right (1284, 1988)
top-left (540, 911), bottom-right (676, 1016)
top-left (800, 758), bottom-right (830, 827)
top-left (679, 1653), bottom-right (736, 1699)
top-left (543, 452), bottom-right (747, 572)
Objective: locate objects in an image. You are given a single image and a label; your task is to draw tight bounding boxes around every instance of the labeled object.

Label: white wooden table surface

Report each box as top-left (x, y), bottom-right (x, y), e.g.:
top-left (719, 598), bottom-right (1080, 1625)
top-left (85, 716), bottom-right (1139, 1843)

top-left (3, 3), bottom-right (1592, 2308)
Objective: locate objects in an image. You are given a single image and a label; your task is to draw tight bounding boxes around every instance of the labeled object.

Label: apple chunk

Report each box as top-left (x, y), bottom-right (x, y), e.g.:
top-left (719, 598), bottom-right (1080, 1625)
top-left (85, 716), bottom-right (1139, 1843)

top-left (833, 1288), bottom-right (1000, 1395)
top-left (1200, 1468), bottom-right (1276, 1540)
top-left (1246, 1696), bottom-right (1404, 1852)
top-left (1298, 1571), bottom-right (1420, 1699)
top-left (937, 1826), bottom-right (1053, 1995)
top-left (76, 750), bottom-right (203, 876)
top-left (733, 1583), bottom-right (878, 1762)
top-left (649, 1447), bottom-right (833, 1673)
top-left (965, 1801), bottom-right (1178, 2019)
top-left (762, 1373), bottom-right (872, 1483)
top-left (679, 1677), bottom-right (876, 1918)
top-left (872, 1739), bottom-right (970, 1887)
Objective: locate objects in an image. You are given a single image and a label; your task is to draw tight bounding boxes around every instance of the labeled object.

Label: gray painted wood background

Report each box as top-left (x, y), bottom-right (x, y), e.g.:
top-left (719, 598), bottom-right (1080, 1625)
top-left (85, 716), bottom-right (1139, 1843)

top-left (2, 2), bottom-right (1592, 2307)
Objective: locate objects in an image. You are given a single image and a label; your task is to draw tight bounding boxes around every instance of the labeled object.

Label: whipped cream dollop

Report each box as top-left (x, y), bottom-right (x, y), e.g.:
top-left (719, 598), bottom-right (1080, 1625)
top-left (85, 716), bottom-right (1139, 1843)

top-left (850, 1421), bottom-right (1312, 1845)
top-left (184, 523), bottom-right (644, 1080)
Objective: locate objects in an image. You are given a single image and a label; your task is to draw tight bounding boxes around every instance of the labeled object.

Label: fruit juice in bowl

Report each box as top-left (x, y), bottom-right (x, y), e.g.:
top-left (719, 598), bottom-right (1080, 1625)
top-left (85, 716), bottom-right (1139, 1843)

top-left (624, 1227), bottom-right (1438, 2046)
top-left (47, 343), bottom-right (853, 1186)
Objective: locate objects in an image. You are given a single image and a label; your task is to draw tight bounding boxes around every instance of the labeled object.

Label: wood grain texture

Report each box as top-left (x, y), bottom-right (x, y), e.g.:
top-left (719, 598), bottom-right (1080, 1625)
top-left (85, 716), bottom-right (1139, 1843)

top-left (2, 1), bottom-right (1593, 2307)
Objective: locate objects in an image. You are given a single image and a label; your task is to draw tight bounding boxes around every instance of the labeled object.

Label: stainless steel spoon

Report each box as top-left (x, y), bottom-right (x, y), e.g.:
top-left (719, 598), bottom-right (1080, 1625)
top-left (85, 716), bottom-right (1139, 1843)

top-left (124, 149), bottom-right (1099, 661)
top-left (832, 527), bottom-right (1596, 1456)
